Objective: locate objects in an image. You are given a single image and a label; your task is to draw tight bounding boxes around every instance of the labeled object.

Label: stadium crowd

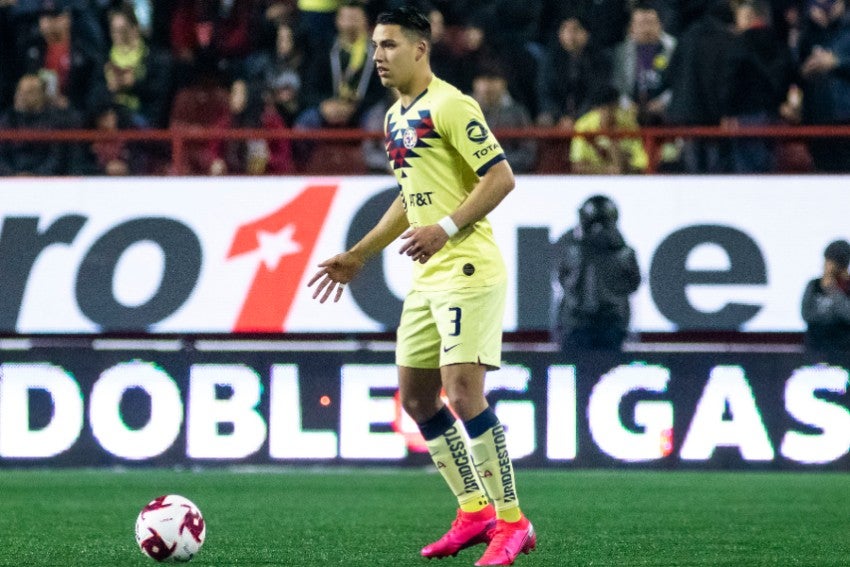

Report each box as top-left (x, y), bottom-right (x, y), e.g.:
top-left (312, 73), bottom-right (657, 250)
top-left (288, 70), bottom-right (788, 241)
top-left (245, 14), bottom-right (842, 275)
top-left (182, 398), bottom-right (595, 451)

top-left (0, 0), bottom-right (848, 176)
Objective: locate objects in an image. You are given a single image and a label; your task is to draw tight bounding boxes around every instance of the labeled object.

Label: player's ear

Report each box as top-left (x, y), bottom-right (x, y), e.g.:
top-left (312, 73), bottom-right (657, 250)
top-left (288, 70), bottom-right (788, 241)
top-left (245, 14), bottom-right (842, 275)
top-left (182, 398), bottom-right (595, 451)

top-left (415, 40), bottom-right (427, 61)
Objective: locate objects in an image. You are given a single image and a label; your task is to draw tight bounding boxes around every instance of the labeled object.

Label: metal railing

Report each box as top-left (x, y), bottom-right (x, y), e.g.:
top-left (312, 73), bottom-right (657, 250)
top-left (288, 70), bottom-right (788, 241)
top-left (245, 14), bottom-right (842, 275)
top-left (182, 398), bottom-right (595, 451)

top-left (1, 124), bottom-right (848, 175)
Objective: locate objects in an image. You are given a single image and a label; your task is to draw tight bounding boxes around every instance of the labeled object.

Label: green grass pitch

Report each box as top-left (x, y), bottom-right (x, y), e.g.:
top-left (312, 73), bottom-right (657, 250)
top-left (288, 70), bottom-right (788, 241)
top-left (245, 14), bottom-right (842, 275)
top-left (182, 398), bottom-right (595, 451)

top-left (1, 468), bottom-right (849, 566)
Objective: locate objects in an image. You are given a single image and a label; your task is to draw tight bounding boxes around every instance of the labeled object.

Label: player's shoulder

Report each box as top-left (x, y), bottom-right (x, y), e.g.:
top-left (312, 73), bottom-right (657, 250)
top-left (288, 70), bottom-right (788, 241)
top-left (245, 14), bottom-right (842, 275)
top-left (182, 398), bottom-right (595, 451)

top-left (429, 76), bottom-right (475, 108)
top-left (427, 77), bottom-right (480, 126)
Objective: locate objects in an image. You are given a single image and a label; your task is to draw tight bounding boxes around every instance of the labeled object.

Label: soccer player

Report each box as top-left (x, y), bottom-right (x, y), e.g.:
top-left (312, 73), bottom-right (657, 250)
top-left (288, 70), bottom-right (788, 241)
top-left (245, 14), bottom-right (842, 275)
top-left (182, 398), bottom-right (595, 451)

top-left (307, 6), bottom-right (535, 566)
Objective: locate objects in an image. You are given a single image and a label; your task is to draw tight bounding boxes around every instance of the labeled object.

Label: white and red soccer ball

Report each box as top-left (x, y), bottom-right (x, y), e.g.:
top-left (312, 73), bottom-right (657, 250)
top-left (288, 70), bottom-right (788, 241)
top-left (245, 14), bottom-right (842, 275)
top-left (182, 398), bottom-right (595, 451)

top-left (135, 495), bottom-right (206, 562)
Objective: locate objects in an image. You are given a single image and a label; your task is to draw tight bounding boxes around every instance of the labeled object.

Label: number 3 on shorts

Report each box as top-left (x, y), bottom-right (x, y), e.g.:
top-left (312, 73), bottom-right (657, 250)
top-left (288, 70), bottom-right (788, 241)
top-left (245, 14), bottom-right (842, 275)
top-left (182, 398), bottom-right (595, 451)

top-left (448, 306), bottom-right (462, 337)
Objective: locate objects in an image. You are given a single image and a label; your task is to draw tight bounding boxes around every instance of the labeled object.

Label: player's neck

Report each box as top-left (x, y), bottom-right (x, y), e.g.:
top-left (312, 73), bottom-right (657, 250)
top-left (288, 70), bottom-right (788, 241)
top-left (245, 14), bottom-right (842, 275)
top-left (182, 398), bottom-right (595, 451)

top-left (398, 70), bottom-right (433, 107)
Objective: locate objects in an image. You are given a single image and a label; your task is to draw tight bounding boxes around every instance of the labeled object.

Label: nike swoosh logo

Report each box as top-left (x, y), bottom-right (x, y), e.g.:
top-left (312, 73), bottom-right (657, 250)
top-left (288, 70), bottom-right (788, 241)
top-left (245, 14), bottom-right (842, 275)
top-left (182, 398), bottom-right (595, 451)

top-left (443, 344), bottom-right (461, 353)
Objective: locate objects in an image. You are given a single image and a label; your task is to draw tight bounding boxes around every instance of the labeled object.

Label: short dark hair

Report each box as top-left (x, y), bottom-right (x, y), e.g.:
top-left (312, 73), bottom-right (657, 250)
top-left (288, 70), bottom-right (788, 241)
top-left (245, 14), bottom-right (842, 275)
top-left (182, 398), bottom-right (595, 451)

top-left (376, 5), bottom-right (431, 43)
top-left (632, 1), bottom-right (660, 14)
top-left (824, 239), bottom-right (850, 269)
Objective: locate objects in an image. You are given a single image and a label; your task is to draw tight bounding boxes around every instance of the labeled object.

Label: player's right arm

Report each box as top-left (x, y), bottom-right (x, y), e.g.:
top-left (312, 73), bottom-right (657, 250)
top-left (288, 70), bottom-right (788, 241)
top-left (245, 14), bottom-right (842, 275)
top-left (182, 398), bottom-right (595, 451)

top-left (308, 195), bottom-right (409, 303)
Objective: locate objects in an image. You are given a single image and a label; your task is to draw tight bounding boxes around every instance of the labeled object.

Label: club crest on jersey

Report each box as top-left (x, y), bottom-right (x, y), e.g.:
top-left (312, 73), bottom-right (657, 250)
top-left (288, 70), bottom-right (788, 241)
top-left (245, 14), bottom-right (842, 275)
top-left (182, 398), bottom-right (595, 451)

top-left (465, 120), bottom-right (489, 143)
top-left (402, 127), bottom-right (418, 149)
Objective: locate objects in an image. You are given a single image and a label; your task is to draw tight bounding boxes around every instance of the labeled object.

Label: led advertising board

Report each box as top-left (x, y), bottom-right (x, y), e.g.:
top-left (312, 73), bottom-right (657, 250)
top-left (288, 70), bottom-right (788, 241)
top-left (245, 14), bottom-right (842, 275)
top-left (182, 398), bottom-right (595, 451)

top-left (0, 175), bottom-right (846, 333)
top-left (2, 345), bottom-right (848, 470)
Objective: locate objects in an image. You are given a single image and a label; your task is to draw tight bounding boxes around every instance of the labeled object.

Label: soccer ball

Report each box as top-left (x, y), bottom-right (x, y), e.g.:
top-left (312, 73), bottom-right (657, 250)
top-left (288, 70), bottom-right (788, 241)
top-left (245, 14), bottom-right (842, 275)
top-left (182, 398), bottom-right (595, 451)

top-left (135, 494), bottom-right (206, 562)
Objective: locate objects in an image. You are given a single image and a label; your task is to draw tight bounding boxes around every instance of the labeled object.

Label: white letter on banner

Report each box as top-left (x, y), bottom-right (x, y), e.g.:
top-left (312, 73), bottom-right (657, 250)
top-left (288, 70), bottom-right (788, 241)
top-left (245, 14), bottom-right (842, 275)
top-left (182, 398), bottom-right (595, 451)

top-left (269, 364), bottom-right (337, 459)
top-left (187, 364), bottom-right (266, 459)
top-left (546, 365), bottom-right (577, 460)
top-left (781, 365), bottom-right (850, 464)
top-left (89, 361), bottom-right (183, 460)
top-left (0, 363), bottom-right (83, 458)
top-left (588, 364), bottom-right (673, 462)
top-left (339, 364), bottom-right (405, 459)
top-left (680, 365), bottom-right (774, 461)
top-left (485, 365), bottom-right (535, 459)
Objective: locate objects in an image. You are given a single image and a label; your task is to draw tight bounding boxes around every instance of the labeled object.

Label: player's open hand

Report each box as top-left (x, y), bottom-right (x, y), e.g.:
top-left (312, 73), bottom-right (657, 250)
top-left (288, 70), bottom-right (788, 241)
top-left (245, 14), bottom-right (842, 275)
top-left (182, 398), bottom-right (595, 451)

top-left (399, 224), bottom-right (449, 264)
top-left (307, 252), bottom-right (364, 303)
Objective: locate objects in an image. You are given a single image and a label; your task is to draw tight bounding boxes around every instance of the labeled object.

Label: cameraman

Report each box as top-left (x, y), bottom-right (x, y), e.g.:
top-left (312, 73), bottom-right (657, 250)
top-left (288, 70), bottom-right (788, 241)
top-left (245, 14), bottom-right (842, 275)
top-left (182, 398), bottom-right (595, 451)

top-left (552, 195), bottom-right (641, 352)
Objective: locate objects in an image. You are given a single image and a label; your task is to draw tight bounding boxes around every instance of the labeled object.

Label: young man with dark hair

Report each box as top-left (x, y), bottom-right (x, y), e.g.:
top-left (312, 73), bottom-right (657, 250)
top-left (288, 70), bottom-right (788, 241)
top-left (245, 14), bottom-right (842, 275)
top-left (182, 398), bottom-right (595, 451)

top-left (801, 239), bottom-right (850, 356)
top-left (308, 6), bottom-right (535, 566)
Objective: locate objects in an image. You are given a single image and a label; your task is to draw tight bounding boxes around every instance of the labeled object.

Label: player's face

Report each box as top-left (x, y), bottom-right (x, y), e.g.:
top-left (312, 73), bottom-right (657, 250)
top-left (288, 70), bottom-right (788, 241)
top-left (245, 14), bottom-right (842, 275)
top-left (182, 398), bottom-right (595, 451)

top-left (372, 24), bottom-right (421, 90)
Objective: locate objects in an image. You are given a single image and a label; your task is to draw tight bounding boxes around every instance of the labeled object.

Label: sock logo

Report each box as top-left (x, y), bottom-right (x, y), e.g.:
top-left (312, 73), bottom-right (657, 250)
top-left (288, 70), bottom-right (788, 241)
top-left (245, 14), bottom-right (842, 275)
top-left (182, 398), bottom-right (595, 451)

top-left (443, 426), bottom-right (481, 494)
top-left (492, 424), bottom-right (517, 504)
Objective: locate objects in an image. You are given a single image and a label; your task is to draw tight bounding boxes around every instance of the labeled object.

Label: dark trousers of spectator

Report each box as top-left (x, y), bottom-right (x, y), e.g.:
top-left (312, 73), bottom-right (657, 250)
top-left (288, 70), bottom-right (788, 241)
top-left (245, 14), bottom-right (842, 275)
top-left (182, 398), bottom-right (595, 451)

top-left (681, 138), bottom-right (729, 173)
top-left (561, 326), bottom-right (627, 352)
top-left (729, 112), bottom-right (776, 173)
top-left (808, 130), bottom-right (850, 173)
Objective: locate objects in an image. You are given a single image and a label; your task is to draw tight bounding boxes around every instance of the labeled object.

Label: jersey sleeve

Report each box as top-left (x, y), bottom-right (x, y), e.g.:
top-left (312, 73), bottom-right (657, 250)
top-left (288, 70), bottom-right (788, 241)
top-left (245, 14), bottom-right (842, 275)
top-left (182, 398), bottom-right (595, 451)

top-left (436, 94), bottom-right (506, 177)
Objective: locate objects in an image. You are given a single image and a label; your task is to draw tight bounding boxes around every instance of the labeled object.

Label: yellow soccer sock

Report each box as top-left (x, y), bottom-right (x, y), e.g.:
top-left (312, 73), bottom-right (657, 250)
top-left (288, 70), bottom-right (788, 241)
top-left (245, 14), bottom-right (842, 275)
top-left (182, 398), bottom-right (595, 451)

top-left (465, 408), bottom-right (523, 521)
top-left (459, 492), bottom-right (491, 513)
top-left (420, 406), bottom-right (488, 509)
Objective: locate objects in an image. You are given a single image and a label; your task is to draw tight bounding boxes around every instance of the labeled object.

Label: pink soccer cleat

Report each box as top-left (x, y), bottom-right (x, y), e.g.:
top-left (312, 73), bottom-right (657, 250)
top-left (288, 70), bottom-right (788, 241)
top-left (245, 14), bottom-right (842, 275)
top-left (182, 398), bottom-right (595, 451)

top-left (421, 505), bottom-right (497, 559)
top-left (474, 516), bottom-right (536, 566)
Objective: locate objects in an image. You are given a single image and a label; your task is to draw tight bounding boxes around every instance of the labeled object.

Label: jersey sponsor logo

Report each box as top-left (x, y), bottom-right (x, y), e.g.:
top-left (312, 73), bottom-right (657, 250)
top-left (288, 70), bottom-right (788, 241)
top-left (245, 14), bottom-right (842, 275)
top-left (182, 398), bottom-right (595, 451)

top-left (401, 191), bottom-right (434, 210)
top-left (465, 119), bottom-right (489, 143)
top-left (473, 143), bottom-right (500, 160)
top-left (443, 343), bottom-right (461, 353)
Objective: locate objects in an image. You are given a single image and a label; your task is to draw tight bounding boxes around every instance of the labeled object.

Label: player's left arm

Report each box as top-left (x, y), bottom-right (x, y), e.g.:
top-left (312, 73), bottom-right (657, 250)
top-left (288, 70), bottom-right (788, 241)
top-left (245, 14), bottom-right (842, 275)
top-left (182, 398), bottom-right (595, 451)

top-left (400, 160), bottom-right (515, 262)
top-left (443, 159), bottom-right (514, 233)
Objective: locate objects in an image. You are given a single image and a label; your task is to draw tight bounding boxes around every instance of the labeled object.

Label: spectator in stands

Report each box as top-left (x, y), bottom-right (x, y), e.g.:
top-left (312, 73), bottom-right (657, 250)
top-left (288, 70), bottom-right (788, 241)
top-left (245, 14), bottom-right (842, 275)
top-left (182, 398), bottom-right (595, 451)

top-left (250, 0), bottom-right (299, 53)
top-left (462, 0), bottom-right (544, 56)
top-left (801, 239), bottom-right (850, 356)
top-left (147, 0), bottom-right (175, 48)
top-left (84, 101), bottom-right (145, 175)
top-left (552, 194), bottom-right (641, 352)
top-left (208, 78), bottom-right (295, 175)
top-left (0, 73), bottom-right (67, 175)
top-left (569, 84), bottom-right (648, 174)
top-left (104, 6), bottom-right (171, 127)
top-left (361, 87), bottom-right (397, 173)
top-left (245, 21), bottom-right (305, 100)
top-left (296, 0), bottom-right (339, 54)
top-left (424, 3), bottom-right (462, 89)
top-left (798, 0), bottom-right (850, 172)
top-left (780, 0), bottom-right (805, 60)
top-left (169, 0), bottom-right (254, 83)
top-left (664, 2), bottom-right (736, 173)
top-left (296, 1), bottom-right (382, 130)
top-left (168, 57), bottom-right (230, 175)
top-left (471, 65), bottom-right (537, 173)
top-left (550, 0), bottom-right (631, 49)
top-left (611, 2), bottom-right (676, 127)
top-left (537, 15), bottom-right (610, 129)
top-left (115, 0), bottom-right (154, 38)
top-left (719, 0), bottom-right (796, 173)
top-left (21, 0), bottom-right (107, 114)
top-left (267, 68), bottom-right (303, 126)
top-left (452, 20), bottom-right (540, 118)
top-left (0, 0), bottom-right (17, 110)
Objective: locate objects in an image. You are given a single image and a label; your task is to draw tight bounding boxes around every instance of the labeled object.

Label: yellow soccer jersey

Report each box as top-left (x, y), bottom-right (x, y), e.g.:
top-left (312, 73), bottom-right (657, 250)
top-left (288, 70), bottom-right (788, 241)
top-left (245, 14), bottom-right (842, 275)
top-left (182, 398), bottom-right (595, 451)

top-left (384, 76), bottom-right (507, 291)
